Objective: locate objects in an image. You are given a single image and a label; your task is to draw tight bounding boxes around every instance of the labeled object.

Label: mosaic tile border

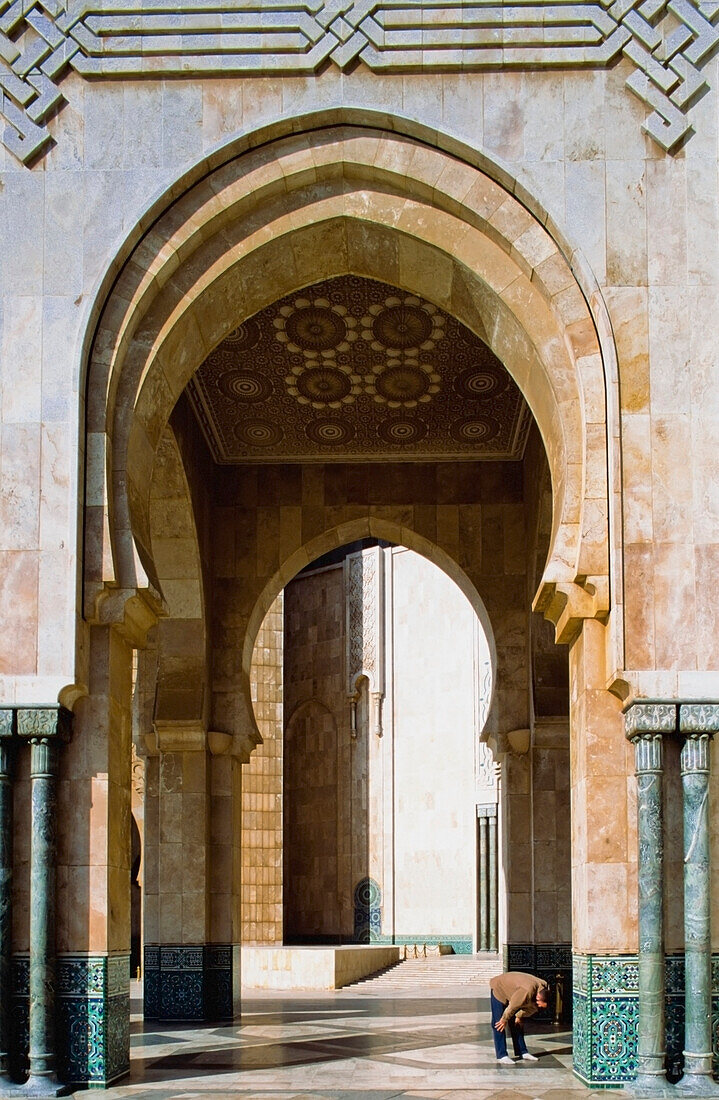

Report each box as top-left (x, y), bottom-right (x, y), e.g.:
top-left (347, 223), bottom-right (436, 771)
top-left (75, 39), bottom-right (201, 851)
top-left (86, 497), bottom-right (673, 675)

top-left (143, 943), bottom-right (239, 1021)
top-left (572, 952), bottom-right (719, 1087)
top-left (10, 953), bottom-right (130, 1088)
top-left (371, 933), bottom-right (473, 955)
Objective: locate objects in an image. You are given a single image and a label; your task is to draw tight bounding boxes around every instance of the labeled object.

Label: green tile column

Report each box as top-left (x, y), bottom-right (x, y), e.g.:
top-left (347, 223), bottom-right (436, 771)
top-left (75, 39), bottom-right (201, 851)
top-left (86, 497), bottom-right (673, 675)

top-left (625, 702), bottom-right (675, 1093)
top-left (678, 704), bottom-right (717, 1095)
top-left (17, 707), bottom-right (72, 1098)
top-left (0, 710), bottom-right (14, 1088)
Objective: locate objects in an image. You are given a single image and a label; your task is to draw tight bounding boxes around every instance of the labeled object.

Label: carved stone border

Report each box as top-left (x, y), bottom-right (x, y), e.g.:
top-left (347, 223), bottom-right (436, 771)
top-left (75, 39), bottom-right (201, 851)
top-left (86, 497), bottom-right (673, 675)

top-left (1, 0), bottom-right (718, 164)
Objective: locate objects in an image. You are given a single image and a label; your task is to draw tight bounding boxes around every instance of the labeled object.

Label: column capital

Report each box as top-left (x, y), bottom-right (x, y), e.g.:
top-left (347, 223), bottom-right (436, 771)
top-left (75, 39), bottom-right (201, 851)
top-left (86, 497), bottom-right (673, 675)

top-left (633, 733), bottom-right (664, 774)
top-left (680, 732), bottom-right (712, 776)
top-left (16, 706), bottom-right (72, 744)
top-left (0, 711), bottom-right (12, 738)
top-left (679, 702), bottom-right (719, 733)
top-left (623, 701), bottom-right (676, 738)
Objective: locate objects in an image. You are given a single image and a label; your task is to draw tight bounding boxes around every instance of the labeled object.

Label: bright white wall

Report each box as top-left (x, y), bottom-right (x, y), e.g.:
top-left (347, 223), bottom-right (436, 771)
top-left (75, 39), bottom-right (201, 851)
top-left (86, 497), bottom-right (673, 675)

top-left (388, 547), bottom-right (486, 941)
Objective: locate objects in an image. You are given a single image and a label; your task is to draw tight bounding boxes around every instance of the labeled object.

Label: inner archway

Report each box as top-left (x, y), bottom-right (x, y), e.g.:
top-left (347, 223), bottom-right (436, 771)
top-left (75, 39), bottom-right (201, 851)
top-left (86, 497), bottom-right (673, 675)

top-left (244, 540), bottom-right (501, 957)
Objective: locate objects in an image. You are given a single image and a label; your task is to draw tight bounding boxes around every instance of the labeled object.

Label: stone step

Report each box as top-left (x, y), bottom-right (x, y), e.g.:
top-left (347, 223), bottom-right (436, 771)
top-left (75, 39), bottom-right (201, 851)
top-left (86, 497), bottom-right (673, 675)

top-left (345, 953), bottom-right (502, 990)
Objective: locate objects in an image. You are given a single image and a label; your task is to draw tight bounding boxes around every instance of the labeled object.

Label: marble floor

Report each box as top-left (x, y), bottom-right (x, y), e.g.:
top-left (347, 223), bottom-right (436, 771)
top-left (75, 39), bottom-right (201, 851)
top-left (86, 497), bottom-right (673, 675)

top-left (100, 984), bottom-right (621, 1100)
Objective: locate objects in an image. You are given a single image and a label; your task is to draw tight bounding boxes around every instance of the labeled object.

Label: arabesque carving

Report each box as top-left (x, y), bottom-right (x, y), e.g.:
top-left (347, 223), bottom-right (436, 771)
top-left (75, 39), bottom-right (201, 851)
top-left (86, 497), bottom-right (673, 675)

top-left (1, 0), bottom-right (717, 164)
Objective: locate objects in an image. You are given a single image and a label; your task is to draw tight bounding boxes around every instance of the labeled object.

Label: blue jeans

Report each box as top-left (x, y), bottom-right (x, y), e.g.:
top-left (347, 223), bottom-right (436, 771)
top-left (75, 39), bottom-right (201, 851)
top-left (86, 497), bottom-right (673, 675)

top-left (490, 992), bottom-right (529, 1059)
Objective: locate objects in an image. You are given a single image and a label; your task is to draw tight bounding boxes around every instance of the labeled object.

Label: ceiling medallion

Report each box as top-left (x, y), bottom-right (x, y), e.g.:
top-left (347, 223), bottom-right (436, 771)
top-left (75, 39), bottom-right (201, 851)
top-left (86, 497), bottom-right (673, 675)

top-left (285, 362), bottom-right (362, 408)
top-left (187, 274), bottom-right (530, 462)
top-left (217, 369), bottom-right (272, 403)
top-left (233, 419), bottom-right (284, 448)
top-left (274, 297), bottom-right (358, 356)
top-left (451, 417), bottom-right (501, 443)
top-left (305, 418), bottom-right (356, 446)
top-left (455, 366), bottom-right (509, 400)
top-left (377, 417), bottom-right (429, 445)
top-left (223, 319), bottom-right (261, 352)
top-left (364, 360), bottom-right (441, 408)
top-left (362, 295), bottom-right (445, 353)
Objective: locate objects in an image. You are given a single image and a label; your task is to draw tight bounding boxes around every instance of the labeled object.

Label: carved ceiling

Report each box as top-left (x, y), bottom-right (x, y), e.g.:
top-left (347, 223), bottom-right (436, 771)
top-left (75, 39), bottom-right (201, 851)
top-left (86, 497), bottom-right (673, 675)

top-left (186, 275), bottom-right (532, 464)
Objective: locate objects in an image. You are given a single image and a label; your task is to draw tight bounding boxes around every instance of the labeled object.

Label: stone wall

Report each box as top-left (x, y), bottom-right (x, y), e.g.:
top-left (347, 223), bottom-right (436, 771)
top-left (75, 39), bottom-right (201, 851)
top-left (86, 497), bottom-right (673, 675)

top-left (243, 593), bottom-right (284, 945)
top-left (283, 565), bottom-right (352, 940)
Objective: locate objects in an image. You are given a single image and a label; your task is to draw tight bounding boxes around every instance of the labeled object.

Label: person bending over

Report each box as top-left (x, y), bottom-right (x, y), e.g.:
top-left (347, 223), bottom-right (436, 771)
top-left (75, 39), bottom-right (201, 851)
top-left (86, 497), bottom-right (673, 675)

top-left (489, 971), bottom-right (549, 1065)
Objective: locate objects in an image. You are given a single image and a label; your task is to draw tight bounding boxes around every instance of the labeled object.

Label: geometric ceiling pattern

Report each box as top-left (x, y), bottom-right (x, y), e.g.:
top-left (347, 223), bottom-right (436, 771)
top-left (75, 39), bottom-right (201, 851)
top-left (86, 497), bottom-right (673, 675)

top-left (186, 275), bottom-right (532, 463)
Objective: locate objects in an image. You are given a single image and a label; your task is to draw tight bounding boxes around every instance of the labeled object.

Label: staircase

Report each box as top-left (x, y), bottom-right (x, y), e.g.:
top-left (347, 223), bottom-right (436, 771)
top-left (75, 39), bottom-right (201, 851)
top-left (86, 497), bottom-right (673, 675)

top-left (345, 953), bottom-right (502, 993)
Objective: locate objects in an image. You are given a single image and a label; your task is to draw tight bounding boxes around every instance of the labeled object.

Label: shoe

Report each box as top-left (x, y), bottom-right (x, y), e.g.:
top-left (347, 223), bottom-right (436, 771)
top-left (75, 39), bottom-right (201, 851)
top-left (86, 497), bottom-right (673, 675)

top-left (497, 1055), bottom-right (515, 1065)
top-left (521, 1052), bottom-right (539, 1061)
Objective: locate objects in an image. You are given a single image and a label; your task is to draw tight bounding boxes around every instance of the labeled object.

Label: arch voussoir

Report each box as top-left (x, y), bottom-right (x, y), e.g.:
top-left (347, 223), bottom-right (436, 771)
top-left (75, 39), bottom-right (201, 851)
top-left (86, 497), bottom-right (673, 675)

top-left (85, 120), bottom-right (616, 652)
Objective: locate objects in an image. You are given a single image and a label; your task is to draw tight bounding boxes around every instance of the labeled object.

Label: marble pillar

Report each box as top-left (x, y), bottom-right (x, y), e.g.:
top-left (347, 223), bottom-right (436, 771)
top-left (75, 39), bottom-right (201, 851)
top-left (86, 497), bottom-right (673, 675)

top-left (625, 702), bottom-right (675, 1092)
top-left (478, 813), bottom-right (488, 951)
top-left (16, 707), bottom-right (72, 1098)
top-left (477, 805), bottom-right (498, 954)
top-left (0, 710), bottom-right (13, 1087)
top-left (488, 813), bottom-right (498, 953)
top-left (678, 705), bottom-right (717, 1094)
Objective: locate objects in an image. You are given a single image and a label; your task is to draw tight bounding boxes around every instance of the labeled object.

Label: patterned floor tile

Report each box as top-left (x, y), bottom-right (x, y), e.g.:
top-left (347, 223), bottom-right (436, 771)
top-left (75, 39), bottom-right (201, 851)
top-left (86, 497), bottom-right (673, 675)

top-left (99, 986), bottom-right (625, 1099)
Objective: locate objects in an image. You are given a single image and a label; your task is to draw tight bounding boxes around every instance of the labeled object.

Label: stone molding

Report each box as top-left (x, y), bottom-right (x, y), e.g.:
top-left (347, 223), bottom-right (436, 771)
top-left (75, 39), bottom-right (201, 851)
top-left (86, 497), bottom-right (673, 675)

top-left (2, 0), bottom-right (718, 164)
top-left (150, 723), bottom-right (255, 759)
top-left (88, 583), bottom-right (164, 649)
top-left (153, 720), bottom-right (207, 754)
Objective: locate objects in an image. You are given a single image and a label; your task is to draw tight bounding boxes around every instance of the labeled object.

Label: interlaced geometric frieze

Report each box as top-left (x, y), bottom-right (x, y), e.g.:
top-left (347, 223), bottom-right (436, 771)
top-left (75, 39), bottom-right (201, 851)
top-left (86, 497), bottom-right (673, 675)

top-left (1, 0), bottom-right (718, 164)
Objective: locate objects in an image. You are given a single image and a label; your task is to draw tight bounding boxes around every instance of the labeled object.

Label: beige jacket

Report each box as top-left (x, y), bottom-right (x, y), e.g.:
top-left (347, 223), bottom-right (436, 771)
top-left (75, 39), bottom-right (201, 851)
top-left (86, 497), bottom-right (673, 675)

top-left (490, 971), bottom-right (548, 1022)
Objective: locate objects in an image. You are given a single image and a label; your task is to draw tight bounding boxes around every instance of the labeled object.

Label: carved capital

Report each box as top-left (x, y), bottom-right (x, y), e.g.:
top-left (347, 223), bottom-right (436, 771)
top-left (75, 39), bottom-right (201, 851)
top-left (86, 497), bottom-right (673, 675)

top-left (16, 706), bottom-right (72, 744)
top-left (680, 732), bottom-right (712, 775)
top-left (632, 733), bottom-right (664, 775)
top-left (624, 702), bottom-right (677, 737)
top-left (0, 710), bottom-right (13, 738)
top-left (29, 735), bottom-right (61, 778)
top-left (679, 703), bottom-right (719, 733)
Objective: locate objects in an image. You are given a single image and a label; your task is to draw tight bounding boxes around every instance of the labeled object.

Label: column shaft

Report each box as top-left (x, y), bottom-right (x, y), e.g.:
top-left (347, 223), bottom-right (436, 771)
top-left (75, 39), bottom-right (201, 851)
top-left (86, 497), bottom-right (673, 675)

top-left (28, 737), bottom-right (61, 1085)
top-left (633, 733), bottom-right (665, 1082)
top-left (478, 815), bottom-right (488, 952)
top-left (680, 732), bottom-right (713, 1086)
top-left (0, 730), bottom-right (12, 1082)
top-left (488, 813), bottom-right (498, 954)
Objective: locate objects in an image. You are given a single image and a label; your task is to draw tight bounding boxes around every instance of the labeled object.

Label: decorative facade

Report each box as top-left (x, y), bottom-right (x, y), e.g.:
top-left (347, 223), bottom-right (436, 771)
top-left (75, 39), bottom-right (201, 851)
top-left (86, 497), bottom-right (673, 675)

top-left (1, 0), bottom-right (719, 1090)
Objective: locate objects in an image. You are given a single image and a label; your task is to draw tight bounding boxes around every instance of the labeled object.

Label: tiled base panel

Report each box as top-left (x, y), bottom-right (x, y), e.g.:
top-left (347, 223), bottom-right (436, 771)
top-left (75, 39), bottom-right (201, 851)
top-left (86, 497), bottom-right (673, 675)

top-left (506, 943), bottom-right (573, 1024)
top-left (143, 944), bottom-right (241, 1021)
top-left (572, 953), bottom-right (719, 1087)
top-left (11, 954), bottom-right (130, 1088)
